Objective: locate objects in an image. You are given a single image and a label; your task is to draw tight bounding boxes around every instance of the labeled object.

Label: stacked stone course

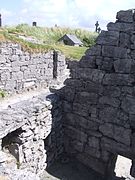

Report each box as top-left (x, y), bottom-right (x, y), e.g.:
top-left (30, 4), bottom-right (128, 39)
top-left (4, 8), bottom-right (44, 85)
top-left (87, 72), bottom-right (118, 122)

top-left (0, 42), bottom-right (68, 95)
top-left (2, 9), bottom-right (135, 180)
top-left (0, 91), bottom-right (63, 176)
top-left (62, 9), bottom-right (135, 178)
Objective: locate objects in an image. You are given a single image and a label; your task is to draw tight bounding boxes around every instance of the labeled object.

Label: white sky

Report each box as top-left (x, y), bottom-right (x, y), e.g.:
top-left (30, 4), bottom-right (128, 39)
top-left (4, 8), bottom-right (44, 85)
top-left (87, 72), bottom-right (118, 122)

top-left (1, 0), bottom-right (135, 30)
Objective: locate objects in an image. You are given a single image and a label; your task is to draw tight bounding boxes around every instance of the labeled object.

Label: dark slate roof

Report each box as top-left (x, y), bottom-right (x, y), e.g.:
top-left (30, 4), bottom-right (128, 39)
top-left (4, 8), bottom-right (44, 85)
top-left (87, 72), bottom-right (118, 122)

top-left (65, 34), bottom-right (83, 45)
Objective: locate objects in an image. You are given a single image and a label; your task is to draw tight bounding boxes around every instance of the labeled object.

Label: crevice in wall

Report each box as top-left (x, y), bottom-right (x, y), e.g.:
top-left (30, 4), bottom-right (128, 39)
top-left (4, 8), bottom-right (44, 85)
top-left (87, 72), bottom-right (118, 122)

top-left (2, 128), bottom-right (24, 163)
top-left (53, 50), bottom-right (58, 79)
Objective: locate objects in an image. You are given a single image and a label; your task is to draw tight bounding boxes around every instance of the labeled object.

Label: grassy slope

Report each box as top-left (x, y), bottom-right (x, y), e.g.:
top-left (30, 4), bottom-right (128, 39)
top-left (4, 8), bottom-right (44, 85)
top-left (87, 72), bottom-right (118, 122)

top-left (0, 24), bottom-right (98, 60)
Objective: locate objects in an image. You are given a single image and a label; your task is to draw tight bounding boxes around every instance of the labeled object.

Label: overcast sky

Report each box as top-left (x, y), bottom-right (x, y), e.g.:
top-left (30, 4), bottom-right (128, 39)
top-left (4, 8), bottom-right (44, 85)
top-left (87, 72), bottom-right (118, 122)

top-left (0, 0), bottom-right (135, 31)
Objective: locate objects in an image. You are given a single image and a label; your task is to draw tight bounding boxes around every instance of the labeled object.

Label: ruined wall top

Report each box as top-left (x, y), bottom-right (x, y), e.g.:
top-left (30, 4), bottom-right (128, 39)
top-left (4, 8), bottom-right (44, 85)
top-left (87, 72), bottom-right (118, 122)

top-left (0, 42), bottom-right (69, 96)
top-left (63, 9), bottom-right (135, 179)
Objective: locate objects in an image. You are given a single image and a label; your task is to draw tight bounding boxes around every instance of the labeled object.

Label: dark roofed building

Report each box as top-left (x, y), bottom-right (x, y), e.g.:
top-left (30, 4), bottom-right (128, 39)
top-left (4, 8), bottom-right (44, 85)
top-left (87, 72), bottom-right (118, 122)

top-left (58, 34), bottom-right (83, 46)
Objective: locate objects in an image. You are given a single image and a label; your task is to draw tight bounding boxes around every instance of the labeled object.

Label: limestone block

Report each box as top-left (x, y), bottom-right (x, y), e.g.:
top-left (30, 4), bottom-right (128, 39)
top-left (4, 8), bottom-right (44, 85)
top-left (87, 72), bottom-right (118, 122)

top-left (103, 73), bottom-right (134, 86)
top-left (107, 22), bottom-right (134, 32)
top-left (102, 86), bottom-right (121, 97)
top-left (12, 71), bottom-right (23, 80)
top-left (101, 137), bottom-right (131, 154)
top-left (85, 145), bottom-right (101, 158)
top-left (96, 30), bottom-right (119, 46)
top-left (1, 71), bottom-right (10, 81)
top-left (102, 46), bottom-right (128, 58)
top-left (114, 58), bottom-right (132, 73)
top-left (79, 55), bottom-right (96, 68)
top-left (9, 55), bottom-right (19, 62)
top-left (65, 126), bottom-right (87, 143)
top-left (116, 10), bottom-right (134, 23)
top-left (84, 81), bottom-right (102, 94)
top-left (99, 123), bottom-right (131, 145)
top-left (62, 101), bottom-right (72, 113)
top-left (74, 91), bottom-right (98, 105)
top-left (99, 57), bottom-right (114, 71)
top-left (121, 95), bottom-right (135, 114)
top-left (87, 120), bottom-right (99, 131)
top-left (129, 114), bottom-right (135, 128)
top-left (71, 140), bottom-right (84, 152)
top-left (88, 136), bottom-right (100, 148)
top-left (0, 55), bottom-right (7, 63)
top-left (119, 32), bottom-right (130, 48)
top-left (76, 68), bottom-right (105, 83)
top-left (85, 45), bottom-right (101, 56)
top-left (99, 96), bottom-right (120, 108)
top-left (73, 103), bottom-right (89, 117)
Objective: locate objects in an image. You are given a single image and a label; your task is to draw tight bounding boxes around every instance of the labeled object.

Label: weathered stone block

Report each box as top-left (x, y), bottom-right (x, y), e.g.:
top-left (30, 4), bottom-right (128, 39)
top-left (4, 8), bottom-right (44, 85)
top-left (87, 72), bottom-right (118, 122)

top-left (75, 68), bottom-right (105, 83)
top-left (79, 56), bottom-right (96, 68)
top-left (99, 96), bottom-right (120, 108)
top-left (96, 30), bottom-right (119, 46)
top-left (87, 120), bottom-right (99, 131)
top-left (103, 73), bottom-right (134, 86)
top-left (85, 45), bottom-right (101, 56)
top-left (74, 91), bottom-right (98, 105)
top-left (99, 106), bottom-right (129, 127)
top-left (85, 145), bottom-right (101, 158)
top-left (119, 32), bottom-right (130, 48)
top-left (12, 71), bottom-right (23, 80)
top-left (88, 136), bottom-right (100, 148)
top-left (101, 137), bottom-right (131, 154)
top-left (99, 123), bottom-right (131, 145)
top-left (116, 10), bottom-right (134, 22)
top-left (73, 103), bottom-right (89, 117)
top-left (121, 95), bottom-right (135, 114)
top-left (100, 57), bottom-right (114, 71)
top-left (102, 46), bottom-right (128, 58)
top-left (84, 81), bottom-right (102, 94)
top-left (65, 126), bottom-right (87, 143)
top-left (114, 59), bottom-right (132, 73)
top-left (107, 22), bottom-right (134, 32)
top-left (102, 86), bottom-right (121, 97)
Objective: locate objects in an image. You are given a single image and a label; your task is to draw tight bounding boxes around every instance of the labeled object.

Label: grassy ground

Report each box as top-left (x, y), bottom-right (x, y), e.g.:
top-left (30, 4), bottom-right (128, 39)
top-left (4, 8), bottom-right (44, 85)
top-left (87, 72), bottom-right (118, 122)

top-left (0, 24), bottom-right (98, 59)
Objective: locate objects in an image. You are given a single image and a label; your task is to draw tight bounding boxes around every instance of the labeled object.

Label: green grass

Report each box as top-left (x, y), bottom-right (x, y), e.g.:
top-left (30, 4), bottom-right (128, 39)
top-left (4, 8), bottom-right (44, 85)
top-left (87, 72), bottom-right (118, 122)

top-left (0, 24), bottom-right (98, 59)
top-left (54, 45), bottom-right (87, 59)
top-left (0, 90), bottom-right (7, 98)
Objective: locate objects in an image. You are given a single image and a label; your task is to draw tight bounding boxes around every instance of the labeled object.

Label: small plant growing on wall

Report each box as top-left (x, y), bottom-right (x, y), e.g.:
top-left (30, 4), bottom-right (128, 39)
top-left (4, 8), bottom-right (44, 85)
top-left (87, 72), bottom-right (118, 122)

top-left (0, 89), bottom-right (7, 98)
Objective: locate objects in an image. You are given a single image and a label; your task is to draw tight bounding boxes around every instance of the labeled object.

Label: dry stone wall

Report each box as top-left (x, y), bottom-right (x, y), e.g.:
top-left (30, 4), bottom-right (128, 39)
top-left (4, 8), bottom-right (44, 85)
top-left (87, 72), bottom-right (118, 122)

top-left (0, 91), bottom-right (63, 176)
top-left (62, 9), bottom-right (135, 179)
top-left (0, 42), bottom-right (68, 95)
top-left (0, 41), bottom-right (69, 179)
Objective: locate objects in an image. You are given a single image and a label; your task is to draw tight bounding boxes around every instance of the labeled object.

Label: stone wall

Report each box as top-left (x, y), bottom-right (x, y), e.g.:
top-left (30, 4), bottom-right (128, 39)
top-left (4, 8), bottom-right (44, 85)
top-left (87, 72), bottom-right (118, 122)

top-left (62, 9), bottom-right (135, 179)
top-left (0, 90), bottom-right (63, 175)
top-left (0, 42), bottom-right (68, 95)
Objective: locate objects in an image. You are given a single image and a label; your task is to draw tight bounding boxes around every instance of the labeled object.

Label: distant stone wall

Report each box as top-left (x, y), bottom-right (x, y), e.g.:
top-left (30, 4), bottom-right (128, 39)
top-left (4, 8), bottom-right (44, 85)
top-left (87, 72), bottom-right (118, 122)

top-left (0, 42), bottom-right (68, 94)
top-left (62, 9), bottom-right (135, 178)
top-left (0, 91), bottom-right (63, 175)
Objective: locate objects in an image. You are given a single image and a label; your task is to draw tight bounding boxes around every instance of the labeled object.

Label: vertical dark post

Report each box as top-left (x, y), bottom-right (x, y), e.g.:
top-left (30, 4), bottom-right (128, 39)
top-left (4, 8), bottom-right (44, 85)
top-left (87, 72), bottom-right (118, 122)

top-left (32, 22), bottom-right (37, 26)
top-left (0, 14), bottom-right (2, 27)
top-left (95, 21), bottom-right (99, 32)
top-left (53, 50), bottom-right (58, 79)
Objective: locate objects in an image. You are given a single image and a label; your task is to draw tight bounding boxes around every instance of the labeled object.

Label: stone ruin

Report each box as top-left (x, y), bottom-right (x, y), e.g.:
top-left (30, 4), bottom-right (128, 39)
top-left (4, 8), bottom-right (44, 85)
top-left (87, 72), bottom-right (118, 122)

top-left (1, 8), bottom-right (135, 180)
top-left (63, 9), bottom-right (135, 179)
